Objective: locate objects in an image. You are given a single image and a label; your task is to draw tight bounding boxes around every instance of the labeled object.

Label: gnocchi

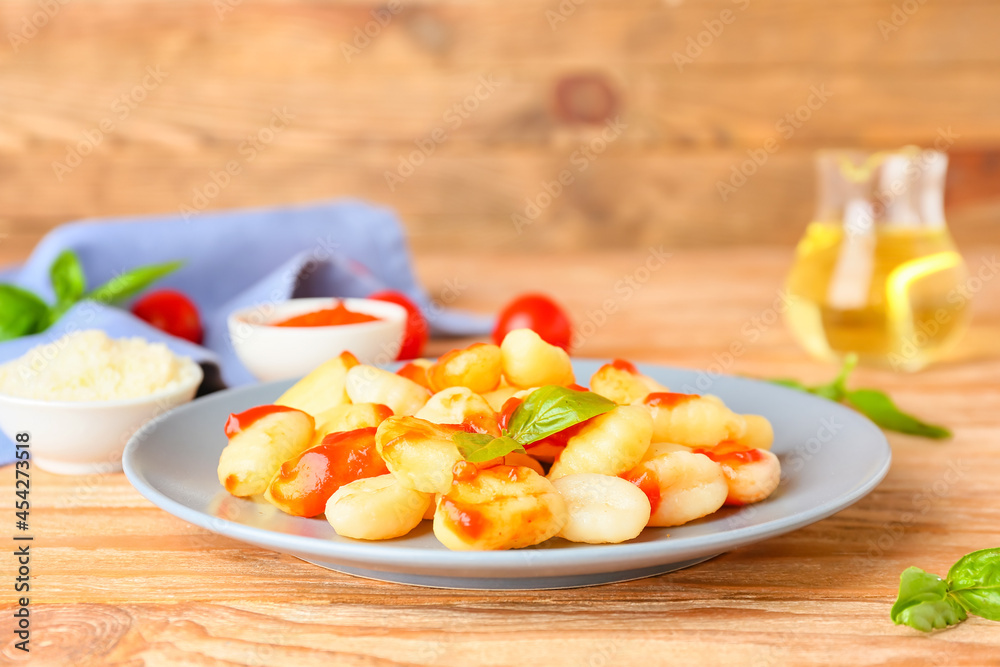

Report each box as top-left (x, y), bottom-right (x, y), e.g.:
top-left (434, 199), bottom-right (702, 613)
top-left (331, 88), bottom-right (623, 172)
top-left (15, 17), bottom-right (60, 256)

top-left (275, 351), bottom-right (358, 417)
top-left (326, 474), bottom-right (432, 540)
top-left (691, 442), bottom-right (781, 506)
top-left (500, 329), bottom-right (575, 388)
top-left (552, 473), bottom-right (651, 544)
top-left (311, 402), bottom-right (393, 448)
top-left (738, 414), bottom-right (774, 451)
top-left (638, 392), bottom-right (747, 447)
top-left (345, 365), bottom-right (430, 416)
top-left (428, 343), bottom-right (503, 394)
top-left (414, 386), bottom-right (501, 437)
top-left (396, 359), bottom-right (433, 391)
top-left (217, 329), bottom-right (781, 551)
top-left (375, 416), bottom-right (464, 494)
top-left (623, 449), bottom-right (728, 527)
top-left (433, 464), bottom-right (567, 551)
top-left (265, 427), bottom-right (388, 517)
top-left (548, 405), bottom-right (653, 480)
top-left (503, 451), bottom-right (546, 476)
top-left (482, 384), bottom-right (520, 412)
top-left (589, 360), bottom-right (667, 406)
top-left (218, 406), bottom-right (315, 497)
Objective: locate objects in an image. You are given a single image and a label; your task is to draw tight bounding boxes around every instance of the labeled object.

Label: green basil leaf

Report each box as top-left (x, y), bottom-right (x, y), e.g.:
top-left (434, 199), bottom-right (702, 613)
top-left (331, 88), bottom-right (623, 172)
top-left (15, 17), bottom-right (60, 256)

top-left (49, 249), bottom-right (86, 308)
top-left (87, 260), bottom-right (183, 304)
top-left (829, 353), bottom-right (857, 399)
top-left (896, 597), bottom-right (968, 633)
top-left (812, 383), bottom-right (845, 402)
top-left (0, 285), bottom-right (51, 341)
top-left (806, 354), bottom-right (857, 401)
top-left (452, 433), bottom-right (526, 463)
top-left (947, 548), bottom-right (1000, 621)
top-left (891, 566), bottom-right (968, 632)
top-left (769, 355), bottom-right (857, 401)
top-left (452, 431), bottom-right (493, 454)
top-left (768, 355), bottom-right (948, 440)
top-left (505, 385), bottom-right (615, 445)
top-left (769, 378), bottom-right (812, 392)
top-left (847, 388), bottom-right (951, 439)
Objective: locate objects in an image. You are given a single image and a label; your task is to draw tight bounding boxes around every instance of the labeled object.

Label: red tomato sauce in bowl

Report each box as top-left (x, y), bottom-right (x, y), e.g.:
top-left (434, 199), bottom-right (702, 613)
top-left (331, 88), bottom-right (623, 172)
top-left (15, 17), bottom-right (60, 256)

top-left (272, 302), bottom-right (381, 327)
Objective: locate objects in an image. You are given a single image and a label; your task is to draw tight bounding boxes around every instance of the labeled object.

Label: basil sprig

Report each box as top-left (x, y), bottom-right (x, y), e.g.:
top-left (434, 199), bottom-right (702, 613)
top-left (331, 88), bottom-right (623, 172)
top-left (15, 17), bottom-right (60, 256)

top-left (451, 385), bottom-right (616, 462)
top-left (506, 385), bottom-right (615, 444)
top-left (50, 248), bottom-right (86, 310)
top-left (453, 432), bottom-right (526, 463)
top-left (846, 389), bottom-right (950, 439)
top-left (770, 354), bottom-right (951, 439)
top-left (0, 249), bottom-right (182, 341)
top-left (0, 286), bottom-right (50, 340)
top-left (87, 260), bottom-right (183, 305)
top-left (892, 549), bottom-right (1000, 632)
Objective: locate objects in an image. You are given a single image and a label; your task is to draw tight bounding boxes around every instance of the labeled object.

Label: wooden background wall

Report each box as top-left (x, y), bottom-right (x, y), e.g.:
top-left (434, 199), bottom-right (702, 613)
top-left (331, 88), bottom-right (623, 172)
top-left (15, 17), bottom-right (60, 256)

top-left (1, 0), bottom-right (998, 257)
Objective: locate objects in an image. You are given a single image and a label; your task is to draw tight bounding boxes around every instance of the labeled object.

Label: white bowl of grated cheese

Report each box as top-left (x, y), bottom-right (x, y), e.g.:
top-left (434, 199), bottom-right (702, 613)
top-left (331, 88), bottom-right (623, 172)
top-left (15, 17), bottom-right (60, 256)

top-left (0, 330), bottom-right (203, 475)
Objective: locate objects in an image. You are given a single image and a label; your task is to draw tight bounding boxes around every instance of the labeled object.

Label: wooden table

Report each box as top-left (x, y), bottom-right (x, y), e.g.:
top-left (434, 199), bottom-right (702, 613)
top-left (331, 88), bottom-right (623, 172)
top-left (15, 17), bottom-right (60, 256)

top-left (3, 247), bottom-right (1000, 666)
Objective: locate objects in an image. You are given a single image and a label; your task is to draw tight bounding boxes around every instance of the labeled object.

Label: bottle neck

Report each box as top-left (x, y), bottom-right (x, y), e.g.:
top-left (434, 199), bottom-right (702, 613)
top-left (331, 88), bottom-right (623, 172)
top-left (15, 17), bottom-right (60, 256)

top-left (815, 149), bottom-right (948, 230)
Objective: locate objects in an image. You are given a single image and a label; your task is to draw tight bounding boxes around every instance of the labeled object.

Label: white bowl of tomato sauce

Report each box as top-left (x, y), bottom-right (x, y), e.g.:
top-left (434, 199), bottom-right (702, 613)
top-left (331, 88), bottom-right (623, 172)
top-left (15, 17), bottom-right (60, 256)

top-left (228, 297), bottom-right (407, 382)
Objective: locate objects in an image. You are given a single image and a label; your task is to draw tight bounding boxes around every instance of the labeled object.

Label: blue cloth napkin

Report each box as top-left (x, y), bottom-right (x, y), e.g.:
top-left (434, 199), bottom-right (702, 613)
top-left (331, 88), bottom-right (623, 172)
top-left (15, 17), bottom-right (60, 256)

top-left (0, 199), bottom-right (492, 465)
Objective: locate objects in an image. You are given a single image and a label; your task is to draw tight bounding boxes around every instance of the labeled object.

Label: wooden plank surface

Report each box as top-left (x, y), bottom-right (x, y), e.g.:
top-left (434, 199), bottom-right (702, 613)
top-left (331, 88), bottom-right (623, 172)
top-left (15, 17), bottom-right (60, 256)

top-left (3, 66), bottom-right (998, 149)
top-left (2, 0), bottom-right (1000, 252)
top-left (2, 246), bottom-right (1000, 665)
top-left (3, 0), bottom-right (1000, 67)
top-left (3, 148), bottom-right (999, 257)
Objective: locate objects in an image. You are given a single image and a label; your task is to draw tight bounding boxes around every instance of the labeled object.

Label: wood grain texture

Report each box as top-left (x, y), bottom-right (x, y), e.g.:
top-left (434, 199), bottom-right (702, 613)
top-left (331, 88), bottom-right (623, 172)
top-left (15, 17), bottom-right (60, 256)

top-left (1, 0), bottom-right (1000, 252)
top-left (3, 148), bottom-right (998, 255)
top-left (2, 246), bottom-right (1000, 665)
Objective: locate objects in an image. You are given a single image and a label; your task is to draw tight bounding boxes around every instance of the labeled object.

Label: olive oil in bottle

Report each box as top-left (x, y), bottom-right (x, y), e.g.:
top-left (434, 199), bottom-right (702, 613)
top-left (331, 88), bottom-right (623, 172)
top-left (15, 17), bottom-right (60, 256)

top-left (783, 149), bottom-right (970, 371)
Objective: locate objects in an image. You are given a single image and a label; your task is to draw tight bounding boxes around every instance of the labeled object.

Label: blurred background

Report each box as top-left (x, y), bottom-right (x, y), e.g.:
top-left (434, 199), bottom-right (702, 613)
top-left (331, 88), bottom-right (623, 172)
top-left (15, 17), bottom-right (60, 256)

top-left (2, 0), bottom-right (998, 259)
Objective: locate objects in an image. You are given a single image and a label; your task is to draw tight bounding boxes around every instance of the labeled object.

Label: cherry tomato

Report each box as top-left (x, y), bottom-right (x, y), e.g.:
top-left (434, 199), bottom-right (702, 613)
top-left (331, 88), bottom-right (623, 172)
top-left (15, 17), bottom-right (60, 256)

top-left (492, 293), bottom-right (572, 351)
top-left (369, 290), bottom-right (428, 360)
top-left (131, 289), bottom-right (203, 344)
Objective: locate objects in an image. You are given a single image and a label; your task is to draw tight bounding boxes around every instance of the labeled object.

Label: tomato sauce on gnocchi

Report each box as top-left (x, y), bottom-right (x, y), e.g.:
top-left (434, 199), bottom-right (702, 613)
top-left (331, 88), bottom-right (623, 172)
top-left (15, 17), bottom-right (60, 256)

top-left (224, 404), bottom-right (302, 437)
top-left (691, 441), bottom-right (766, 465)
top-left (622, 469), bottom-right (662, 514)
top-left (439, 497), bottom-right (488, 540)
top-left (610, 358), bottom-right (639, 374)
top-left (266, 427), bottom-right (389, 517)
top-left (644, 392), bottom-right (699, 408)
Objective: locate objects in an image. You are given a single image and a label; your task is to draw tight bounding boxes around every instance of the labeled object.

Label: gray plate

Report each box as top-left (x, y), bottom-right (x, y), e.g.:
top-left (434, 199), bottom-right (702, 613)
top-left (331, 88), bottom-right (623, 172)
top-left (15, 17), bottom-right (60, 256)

top-left (123, 359), bottom-right (891, 590)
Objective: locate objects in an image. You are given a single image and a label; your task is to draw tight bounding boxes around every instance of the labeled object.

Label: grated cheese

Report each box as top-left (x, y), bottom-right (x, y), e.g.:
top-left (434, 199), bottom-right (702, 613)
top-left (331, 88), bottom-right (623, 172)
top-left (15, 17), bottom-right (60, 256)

top-left (0, 330), bottom-right (201, 402)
